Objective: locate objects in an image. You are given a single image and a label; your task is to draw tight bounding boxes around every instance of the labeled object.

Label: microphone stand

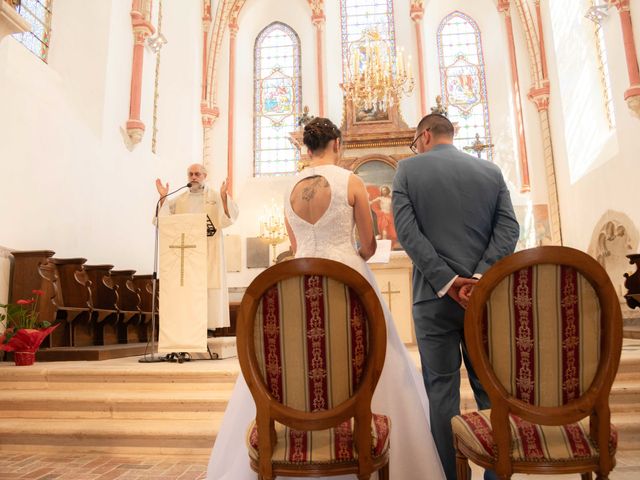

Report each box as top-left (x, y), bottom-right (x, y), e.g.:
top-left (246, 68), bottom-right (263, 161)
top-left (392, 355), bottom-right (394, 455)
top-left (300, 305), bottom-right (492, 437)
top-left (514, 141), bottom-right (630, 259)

top-left (139, 183), bottom-right (191, 363)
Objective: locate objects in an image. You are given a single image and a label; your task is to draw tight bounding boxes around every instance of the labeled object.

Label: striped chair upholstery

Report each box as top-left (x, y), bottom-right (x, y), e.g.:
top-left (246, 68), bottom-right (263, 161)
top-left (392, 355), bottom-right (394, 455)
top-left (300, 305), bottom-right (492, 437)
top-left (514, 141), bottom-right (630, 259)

top-left (483, 264), bottom-right (601, 407)
top-left (253, 275), bottom-right (370, 411)
top-left (452, 411), bottom-right (617, 462)
top-left (452, 248), bottom-right (622, 478)
top-left (247, 273), bottom-right (390, 464)
top-left (247, 414), bottom-right (391, 464)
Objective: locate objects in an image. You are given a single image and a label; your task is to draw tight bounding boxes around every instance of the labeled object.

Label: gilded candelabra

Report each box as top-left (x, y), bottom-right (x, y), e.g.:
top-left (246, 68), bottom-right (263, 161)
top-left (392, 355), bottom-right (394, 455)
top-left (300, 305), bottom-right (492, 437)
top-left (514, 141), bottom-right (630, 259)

top-left (341, 29), bottom-right (414, 111)
top-left (259, 201), bottom-right (288, 264)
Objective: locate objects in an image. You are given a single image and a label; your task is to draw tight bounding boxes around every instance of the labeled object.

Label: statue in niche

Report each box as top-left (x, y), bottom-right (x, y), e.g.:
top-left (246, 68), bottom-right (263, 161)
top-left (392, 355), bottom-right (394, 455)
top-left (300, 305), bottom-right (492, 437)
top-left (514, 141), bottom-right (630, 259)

top-left (595, 220), bottom-right (635, 299)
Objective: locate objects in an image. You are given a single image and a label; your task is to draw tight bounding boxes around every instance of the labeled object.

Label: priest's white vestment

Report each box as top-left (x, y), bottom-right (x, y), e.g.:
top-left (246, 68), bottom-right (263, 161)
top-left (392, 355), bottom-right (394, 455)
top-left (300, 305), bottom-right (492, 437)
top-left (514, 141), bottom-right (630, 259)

top-left (160, 187), bottom-right (239, 329)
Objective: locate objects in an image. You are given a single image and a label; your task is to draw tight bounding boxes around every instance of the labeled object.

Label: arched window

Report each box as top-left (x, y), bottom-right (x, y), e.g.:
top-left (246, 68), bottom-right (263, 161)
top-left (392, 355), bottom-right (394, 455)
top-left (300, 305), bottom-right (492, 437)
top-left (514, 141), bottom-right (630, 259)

top-left (254, 22), bottom-right (302, 177)
top-left (437, 11), bottom-right (492, 160)
top-left (12, 0), bottom-right (53, 62)
top-left (340, 0), bottom-right (396, 82)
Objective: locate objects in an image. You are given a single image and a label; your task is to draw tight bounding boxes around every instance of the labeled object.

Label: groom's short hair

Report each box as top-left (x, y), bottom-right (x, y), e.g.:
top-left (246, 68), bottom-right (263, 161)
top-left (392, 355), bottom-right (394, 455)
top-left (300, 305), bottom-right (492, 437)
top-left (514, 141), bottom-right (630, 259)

top-left (416, 114), bottom-right (454, 139)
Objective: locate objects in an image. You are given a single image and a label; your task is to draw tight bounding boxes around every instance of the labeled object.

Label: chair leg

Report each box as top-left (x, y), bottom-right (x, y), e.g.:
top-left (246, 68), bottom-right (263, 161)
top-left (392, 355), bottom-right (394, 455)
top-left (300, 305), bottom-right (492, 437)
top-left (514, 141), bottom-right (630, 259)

top-left (581, 473), bottom-right (593, 480)
top-left (357, 474), bottom-right (370, 480)
top-left (377, 462), bottom-right (389, 480)
top-left (455, 450), bottom-right (471, 480)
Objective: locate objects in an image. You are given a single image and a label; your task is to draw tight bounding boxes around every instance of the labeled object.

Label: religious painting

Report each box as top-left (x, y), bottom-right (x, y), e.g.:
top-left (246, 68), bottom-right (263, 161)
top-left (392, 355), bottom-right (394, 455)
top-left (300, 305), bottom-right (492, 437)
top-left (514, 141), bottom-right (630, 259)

top-left (354, 160), bottom-right (401, 250)
top-left (514, 204), bottom-right (552, 250)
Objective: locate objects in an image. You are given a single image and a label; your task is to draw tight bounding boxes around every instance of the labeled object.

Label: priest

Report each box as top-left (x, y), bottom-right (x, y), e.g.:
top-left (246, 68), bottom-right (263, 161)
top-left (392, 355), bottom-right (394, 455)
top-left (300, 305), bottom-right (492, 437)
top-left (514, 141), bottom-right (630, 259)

top-left (156, 163), bottom-right (239, 330)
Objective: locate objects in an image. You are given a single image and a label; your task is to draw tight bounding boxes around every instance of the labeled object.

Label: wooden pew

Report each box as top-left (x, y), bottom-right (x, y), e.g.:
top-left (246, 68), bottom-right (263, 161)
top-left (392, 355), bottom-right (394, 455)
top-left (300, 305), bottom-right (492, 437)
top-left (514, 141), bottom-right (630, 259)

top-left (10, 250), bottom-right (56, 325)
top-left (38, 258), bottom-right (92, 347)
top-left (75, 264), bottom-right (119, 345)
top-left (127, 274), bottom-right (156, 342)
top-left (103, 270), bottom-right (142, 343)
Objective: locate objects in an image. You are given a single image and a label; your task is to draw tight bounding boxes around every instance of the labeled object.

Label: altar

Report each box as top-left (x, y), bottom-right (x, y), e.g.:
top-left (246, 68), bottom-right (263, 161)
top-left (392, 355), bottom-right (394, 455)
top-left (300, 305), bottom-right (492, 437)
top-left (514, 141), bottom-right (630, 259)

top-left (369, 252), bottom-right (415, 343)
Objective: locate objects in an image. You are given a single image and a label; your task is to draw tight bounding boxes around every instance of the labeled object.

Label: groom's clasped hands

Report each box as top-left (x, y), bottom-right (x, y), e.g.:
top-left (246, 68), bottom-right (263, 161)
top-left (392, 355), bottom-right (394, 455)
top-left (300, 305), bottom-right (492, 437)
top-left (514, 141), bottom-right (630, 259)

top-left (446, 276), bottom-right (478, 309)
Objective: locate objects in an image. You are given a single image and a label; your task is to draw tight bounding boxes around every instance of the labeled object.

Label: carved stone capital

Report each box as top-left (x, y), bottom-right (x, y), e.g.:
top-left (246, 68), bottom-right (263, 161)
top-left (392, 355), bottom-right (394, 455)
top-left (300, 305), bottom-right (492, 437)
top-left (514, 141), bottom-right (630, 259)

top-left (131, 12), bottom-right (154, 43)
top-left (201, 104), bottom-right (220, 129)
top-left (497, 0), bottom-right (511, 14)
top-left (624, 86), bottom-right (640, 118)
top-left (307, 0), bottom-right (324, 20)
top-left (410, 1), bottom-right (424, 21)
top-left (610, 0), bottom-right (631, 12)
top-left (528, 83), bottom-right (551, 111)
top-left (126, 119), bottom-right (146, 146)
top-left (311, 12), bottom-right (326, 27)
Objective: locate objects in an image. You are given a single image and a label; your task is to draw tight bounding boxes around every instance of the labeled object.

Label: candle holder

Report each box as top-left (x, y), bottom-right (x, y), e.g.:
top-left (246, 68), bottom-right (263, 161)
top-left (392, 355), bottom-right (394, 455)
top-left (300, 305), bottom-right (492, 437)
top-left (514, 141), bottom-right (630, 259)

top-left (259, 200), bottom-right (288, 264)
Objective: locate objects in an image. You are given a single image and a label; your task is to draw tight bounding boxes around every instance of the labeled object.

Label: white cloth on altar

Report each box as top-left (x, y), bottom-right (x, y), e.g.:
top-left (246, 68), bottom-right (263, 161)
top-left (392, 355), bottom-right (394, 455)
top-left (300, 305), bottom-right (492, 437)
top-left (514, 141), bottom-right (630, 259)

top-left (158, 213), bottom-right (208, 353)
top-left (159, 187), bottom-right (239, 329)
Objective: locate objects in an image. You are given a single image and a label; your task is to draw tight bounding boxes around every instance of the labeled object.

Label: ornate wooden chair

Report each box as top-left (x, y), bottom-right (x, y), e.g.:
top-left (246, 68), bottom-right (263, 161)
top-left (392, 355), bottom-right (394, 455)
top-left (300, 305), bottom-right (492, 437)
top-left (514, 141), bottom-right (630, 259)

top-left (237, 258), bottom-right (390, 480)
top-left (452, 246), bottom-right (622, 480)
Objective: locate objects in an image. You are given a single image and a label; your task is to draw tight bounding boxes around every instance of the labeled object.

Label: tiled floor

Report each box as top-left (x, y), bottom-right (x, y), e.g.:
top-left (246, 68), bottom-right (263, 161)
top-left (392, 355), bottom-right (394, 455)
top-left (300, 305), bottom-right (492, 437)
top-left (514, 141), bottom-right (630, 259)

top-left (1, 451), bottom-right (639, 479)
top-left (0, 453), bottom-right (207, 480)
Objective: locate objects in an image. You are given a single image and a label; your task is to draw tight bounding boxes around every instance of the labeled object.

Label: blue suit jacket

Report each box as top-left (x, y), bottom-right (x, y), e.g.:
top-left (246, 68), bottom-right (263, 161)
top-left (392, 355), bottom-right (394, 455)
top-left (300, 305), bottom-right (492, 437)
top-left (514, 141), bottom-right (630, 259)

top-left (392, 144), bottom-right (520, 304)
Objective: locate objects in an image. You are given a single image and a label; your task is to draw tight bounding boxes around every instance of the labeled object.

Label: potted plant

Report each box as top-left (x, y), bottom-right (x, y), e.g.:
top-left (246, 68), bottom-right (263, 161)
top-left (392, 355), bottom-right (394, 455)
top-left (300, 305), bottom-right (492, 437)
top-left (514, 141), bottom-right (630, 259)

top-left (0, 289), bottom-right (58, 366)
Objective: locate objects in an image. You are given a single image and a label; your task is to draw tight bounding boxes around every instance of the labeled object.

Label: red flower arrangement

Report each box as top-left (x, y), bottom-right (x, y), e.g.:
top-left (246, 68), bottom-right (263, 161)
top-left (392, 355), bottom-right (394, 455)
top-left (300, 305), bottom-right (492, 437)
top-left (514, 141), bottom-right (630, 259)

top-left (1, 290), bottom-right (59, 362)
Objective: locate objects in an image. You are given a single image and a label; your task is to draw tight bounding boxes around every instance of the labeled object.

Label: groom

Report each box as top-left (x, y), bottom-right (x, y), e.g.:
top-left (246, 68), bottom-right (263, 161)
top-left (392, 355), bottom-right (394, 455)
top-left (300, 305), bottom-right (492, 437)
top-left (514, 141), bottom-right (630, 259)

top-left (392, 114), bottom-right (519, 480)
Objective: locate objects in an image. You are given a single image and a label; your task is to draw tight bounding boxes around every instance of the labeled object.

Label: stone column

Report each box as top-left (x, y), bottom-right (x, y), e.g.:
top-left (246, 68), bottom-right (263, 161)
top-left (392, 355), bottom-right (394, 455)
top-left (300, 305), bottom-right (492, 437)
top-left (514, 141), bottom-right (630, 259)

top-left (308, 1), bottom-right (326, 116)
top-left (498, 0), bottom-right (531, 193)
top-left (410, 0), bottom-right (427, 117)
top-left (126, 0), bottom-right (155, 147)
top-left (528, 84), bottom-right (563, 245)
top-left (611, 0), bottom-right (640, 117)
top-left (226, 22), bottom-right (238, 196)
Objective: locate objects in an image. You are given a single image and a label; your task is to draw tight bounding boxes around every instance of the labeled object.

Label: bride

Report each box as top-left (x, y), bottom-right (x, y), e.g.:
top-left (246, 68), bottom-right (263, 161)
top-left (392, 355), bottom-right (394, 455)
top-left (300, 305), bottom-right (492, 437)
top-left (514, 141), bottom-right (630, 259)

top-left (207, 118), bottom-right (445, 480)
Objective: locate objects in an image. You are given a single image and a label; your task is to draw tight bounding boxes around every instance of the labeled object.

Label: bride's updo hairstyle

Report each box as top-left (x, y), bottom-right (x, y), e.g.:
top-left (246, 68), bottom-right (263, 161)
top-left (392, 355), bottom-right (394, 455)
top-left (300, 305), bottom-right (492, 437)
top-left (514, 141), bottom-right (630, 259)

top-left (303, 117), bottom-right (342, 154)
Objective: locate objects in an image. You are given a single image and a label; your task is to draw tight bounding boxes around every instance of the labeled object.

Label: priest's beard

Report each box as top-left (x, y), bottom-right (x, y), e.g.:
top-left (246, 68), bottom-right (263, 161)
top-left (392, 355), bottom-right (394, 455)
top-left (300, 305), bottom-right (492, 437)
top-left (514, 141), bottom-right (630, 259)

top-left (189, 183), bottom-right (205, 194)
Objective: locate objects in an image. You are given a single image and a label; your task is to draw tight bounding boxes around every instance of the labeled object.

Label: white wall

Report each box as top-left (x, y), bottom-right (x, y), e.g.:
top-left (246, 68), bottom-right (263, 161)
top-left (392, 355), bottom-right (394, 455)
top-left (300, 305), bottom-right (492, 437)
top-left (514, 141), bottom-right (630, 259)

top-left (544, 0), bottom-right (640, 251)
top-left (0, 0), bottom-right (202, 273)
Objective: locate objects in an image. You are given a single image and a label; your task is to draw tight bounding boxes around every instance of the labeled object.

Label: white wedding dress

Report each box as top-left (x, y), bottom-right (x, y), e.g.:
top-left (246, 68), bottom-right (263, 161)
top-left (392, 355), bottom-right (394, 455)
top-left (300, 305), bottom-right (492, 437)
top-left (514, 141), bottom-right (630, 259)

top-left (206, 164), bottom-right (445, 480)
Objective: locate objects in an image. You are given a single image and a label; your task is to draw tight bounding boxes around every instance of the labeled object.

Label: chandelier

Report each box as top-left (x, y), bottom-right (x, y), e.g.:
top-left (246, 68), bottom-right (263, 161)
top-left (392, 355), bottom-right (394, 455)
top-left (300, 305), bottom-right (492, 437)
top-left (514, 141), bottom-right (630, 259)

top-left (341, 29), bottom-right (414, 112)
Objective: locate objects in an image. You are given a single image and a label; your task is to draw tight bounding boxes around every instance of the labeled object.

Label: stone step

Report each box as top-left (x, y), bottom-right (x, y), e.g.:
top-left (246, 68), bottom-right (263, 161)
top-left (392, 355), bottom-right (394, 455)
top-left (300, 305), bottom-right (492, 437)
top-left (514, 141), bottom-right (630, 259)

top-left (0, 417), bottom-right (222, 455)
top-left (0, 389), bottom-right (230, 419)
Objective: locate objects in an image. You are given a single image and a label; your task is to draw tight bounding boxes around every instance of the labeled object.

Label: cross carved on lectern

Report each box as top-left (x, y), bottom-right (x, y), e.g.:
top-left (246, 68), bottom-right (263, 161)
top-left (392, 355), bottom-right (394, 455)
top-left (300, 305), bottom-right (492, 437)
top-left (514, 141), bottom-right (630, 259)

top-left (381, 281), bottom-right (400, 312)
top-left (169, 233), bottom-right (196, 286)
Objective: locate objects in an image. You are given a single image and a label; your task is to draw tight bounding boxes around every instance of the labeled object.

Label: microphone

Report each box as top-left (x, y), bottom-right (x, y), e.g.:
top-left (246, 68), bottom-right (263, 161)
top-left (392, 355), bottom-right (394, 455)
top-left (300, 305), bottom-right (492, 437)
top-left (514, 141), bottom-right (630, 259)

top-left (155, 183), bottom-right (191, 216)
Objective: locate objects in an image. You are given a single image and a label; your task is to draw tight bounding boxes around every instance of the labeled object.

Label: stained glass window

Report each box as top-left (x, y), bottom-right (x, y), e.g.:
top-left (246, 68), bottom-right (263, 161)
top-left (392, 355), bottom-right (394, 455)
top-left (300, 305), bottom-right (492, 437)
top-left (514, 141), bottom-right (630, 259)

top-left (340, 0), bottom-right (396, 82)
top-left (437, 11), bottom-right (493, 161)
top-left (254, 22), bottom-right (301, 177)
top-left (12, 0), bottom-right (53, 63)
